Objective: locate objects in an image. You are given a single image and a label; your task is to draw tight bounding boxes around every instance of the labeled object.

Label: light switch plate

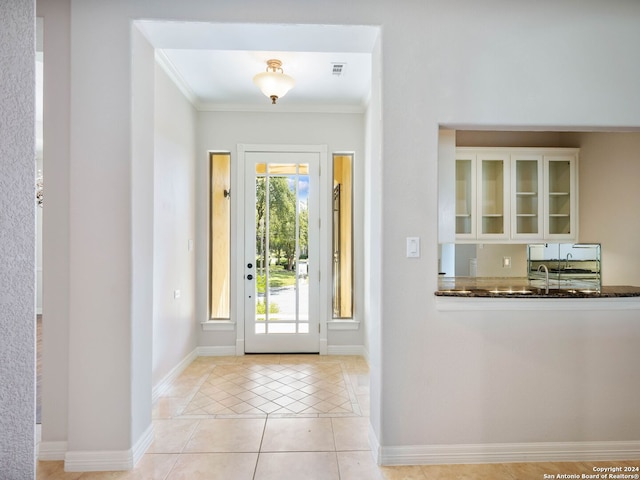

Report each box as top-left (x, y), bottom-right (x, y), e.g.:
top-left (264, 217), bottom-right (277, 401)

top-left (406, 237), bottom-right (420, 258)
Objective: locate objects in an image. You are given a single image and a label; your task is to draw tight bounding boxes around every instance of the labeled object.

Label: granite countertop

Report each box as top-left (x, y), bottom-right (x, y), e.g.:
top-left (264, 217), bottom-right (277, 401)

top-left (435, 277), bottom-right (640, 298)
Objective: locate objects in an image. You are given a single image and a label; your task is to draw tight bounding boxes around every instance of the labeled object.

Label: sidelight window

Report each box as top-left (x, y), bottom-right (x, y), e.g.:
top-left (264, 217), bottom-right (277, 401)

top-left (332, 154), bottom-right (354, 319)
top-left (209, 152), bottom-right (231, 319)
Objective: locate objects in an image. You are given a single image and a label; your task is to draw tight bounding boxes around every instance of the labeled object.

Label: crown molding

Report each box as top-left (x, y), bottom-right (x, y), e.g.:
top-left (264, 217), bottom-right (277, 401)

top-left (196, 102), bottom-right (366, 114)
top-left (154, 50), bottom-right (199, 107)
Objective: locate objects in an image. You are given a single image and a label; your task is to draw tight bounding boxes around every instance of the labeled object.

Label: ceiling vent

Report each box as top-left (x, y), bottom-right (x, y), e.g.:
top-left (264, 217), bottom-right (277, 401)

top-left (331, 63), bottom-right (346, 76)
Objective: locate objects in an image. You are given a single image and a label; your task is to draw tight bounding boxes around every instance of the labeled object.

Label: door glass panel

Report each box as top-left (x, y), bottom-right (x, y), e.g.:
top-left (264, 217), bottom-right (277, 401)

top-left (209, 152), bottom-right (231, 319)
top-left (332, 154), bottom-right (353, 318)
top-left (255, 162), bottom-right (309, 335)
top-left (515, 159), bottom-right (539, 235)
top-left (548, 160), bottom-right (571, 235)
top-left (481, 159), bottom-right (504, 235)
top-left (456, 159), bottom-right (472, 235)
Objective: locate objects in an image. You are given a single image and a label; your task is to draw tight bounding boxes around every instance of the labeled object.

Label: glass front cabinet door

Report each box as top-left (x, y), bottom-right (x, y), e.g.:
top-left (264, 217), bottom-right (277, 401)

top-left (477, 152), bottom-right (510, 240)
top-left (454, 147), bottom-right (578, 243)
top-left (455, 152), bottom-right (476, 240)
top-left (544, 154), bottom-right (577, 240)
top-left (511, 153), bottom-right (544, 240)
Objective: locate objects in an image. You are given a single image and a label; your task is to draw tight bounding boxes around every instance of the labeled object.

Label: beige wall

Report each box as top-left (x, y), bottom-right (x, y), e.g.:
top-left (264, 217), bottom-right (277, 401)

top-left (574, 132), bottom-right (640, 285)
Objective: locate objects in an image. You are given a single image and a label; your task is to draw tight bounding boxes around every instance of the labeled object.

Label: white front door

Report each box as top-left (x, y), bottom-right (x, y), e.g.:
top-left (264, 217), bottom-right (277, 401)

top-left (243, 150), bottom-right (321, 353)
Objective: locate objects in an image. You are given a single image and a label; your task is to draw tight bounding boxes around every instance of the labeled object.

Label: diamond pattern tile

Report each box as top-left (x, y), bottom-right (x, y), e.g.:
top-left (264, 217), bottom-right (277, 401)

top-left (180, 360), bottom-right (360, 418)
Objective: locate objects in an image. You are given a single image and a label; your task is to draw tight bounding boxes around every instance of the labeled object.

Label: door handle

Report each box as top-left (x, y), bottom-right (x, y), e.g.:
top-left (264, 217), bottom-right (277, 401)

top-left (247, 274), bottom-right (253, 280)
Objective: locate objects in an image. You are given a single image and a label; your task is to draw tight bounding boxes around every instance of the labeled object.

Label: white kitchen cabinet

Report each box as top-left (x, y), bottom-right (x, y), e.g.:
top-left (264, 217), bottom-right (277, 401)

top-left (455, 149), bottom-right (510, 241)
top-left (455, 151), bottom-right (476, 240)
top-left (454, 147), bottom-right (578, 243)
top-left (511, 153), bottom-right (544, 240)
top-left (477, 152), bottom-right (510, 240)
top-left (544, 154), bottom-right (577, 240)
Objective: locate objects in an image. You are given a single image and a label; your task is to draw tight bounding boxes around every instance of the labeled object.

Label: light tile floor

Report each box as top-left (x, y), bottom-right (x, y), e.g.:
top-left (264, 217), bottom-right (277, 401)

top-left (37, 355), bottom-right (639, 479)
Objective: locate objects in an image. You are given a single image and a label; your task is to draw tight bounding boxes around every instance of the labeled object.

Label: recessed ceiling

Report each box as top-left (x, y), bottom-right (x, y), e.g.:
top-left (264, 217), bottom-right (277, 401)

top-left (136, 21), bottom-right (379, 112)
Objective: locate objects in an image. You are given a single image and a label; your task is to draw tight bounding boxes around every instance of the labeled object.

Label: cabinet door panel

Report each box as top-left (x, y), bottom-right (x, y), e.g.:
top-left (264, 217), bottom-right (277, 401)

top-left (511, 154), bottom-right (543, 240)
top-left (455, 154), bottom-right (476, 240)
top-left (477, 153), bottom-right (510, 240)
top-left (544, 155), bottom-right (577, 240)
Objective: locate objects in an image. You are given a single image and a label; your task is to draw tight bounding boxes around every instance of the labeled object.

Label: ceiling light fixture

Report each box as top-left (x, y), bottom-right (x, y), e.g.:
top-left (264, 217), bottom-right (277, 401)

top-left (253, 59), bottom-right (295, 104)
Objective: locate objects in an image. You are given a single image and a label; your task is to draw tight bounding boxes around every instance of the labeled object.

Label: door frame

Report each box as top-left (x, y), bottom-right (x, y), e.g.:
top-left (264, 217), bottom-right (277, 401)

top-left (235, 144), bottom-right (330, 355)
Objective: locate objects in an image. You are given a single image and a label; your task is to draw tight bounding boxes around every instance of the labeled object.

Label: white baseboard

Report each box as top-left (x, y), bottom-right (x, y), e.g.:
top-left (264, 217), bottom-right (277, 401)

top-left (131, 424), bottom-right (154, 467)
top-left (320, 338), bottom-right (328, 355)
top-left (38, 441), bottom-right (67, 461)
top-left (197, 345), bottom-right (237, 356)
top-left (64, 424), bottom-right (154, 472)
top-left (65, 449), bottom-right (133, 472)
top-left (369, 423), bottom-right (382, 465)
top-left (152, 348), bottom-right (199, 404)
top-left (327, 345), bottom-right (367, 356)
top-left (380, 440), bottom-right (640, 466)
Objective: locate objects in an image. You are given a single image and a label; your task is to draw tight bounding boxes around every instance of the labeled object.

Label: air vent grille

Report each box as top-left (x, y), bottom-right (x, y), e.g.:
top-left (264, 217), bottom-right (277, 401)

top-left (332, 63), bottom-right (346, 76)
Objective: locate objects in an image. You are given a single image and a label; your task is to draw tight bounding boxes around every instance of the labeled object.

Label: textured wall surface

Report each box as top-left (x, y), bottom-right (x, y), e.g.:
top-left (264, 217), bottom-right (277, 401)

top-left (0, 0), bottom-right (36, 478)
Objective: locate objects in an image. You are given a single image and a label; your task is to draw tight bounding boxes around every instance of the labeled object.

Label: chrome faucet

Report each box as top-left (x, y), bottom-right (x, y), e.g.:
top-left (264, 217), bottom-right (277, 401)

top-left (537, 264), bottom-right (549, 294)
top-left (564, 252), bottom-right (573, 270)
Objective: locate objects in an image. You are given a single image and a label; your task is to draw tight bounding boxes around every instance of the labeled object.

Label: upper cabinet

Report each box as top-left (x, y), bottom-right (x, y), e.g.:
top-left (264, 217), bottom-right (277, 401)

top-left (454, 147), bottom-right (578, 243)
top-left (511, 152), bottom-right (544, 240)
top-left (544, 154), bottom-right (577, 240)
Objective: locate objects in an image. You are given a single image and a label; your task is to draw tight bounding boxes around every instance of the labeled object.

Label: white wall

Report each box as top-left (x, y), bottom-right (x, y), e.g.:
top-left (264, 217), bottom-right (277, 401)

top-left (153, 61), bottom-right (198, 386)
top-left (130, 26), bottom-right (155, 452)
top-left (196, 111), bottom-right (365, 349)
top-left (364, 32), bottom-right (384, 453)
top-left (37, 0), bottom-right (72, 454)
top-left (0, 0), bottom-right (36, 477)
top-left (380, 0), bottom-right (640, 452)
top-left (24, 0), bottom-right (640, 470)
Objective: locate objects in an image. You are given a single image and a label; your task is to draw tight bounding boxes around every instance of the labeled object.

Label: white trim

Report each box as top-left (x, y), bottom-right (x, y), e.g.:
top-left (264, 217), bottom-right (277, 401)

top-left (197, 345), bottom-right (238, 356)
top-left (327, 320), bottom-right (360, 331)
top-left (154, 50), bottom-right (199, 107)
top-left (65, 450), bottom-right (132, 472)
top-left (131, 424), bottom-right (154, 468)
top-left (327, 345), bottom-right (366, 356)
top-left (38, 441), bottom-right (67, 461)
top-left (200, 320), bottom-right (236, 331)
top-left (380, 441), bottom-right (640, 466)
top-left (64, 424), bottom-right (153, 471)
top-left (152, 348), bottom-right (198, 403)
top-left (320, 338), bottom-right (328, 355)
top-left (197, 102), bottom-right (366, 114)
top-left (369, 423), bottom-right (382, 465)
top-left (435, 297), bottom-right (640, 312)
top-left (235, 145), bottom-right (246, 354)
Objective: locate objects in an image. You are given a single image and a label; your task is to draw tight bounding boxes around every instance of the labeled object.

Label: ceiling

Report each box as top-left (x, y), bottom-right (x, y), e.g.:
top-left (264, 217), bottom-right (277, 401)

top-left (136, 21), bottom-right (379, 112)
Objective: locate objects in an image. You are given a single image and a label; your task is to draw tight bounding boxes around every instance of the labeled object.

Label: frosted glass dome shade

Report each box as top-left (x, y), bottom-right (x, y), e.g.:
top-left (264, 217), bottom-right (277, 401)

top-left (253, 59), bottom-right (295, 104)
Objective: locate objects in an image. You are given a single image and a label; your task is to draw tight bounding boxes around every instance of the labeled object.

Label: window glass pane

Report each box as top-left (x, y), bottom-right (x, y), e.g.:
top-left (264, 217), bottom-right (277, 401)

top-left (209, 153), bottom-right (231, 319)
top-left (332, 154), bottom-right (353, 318)
top-left (255, 162), bottom-right (310, 334)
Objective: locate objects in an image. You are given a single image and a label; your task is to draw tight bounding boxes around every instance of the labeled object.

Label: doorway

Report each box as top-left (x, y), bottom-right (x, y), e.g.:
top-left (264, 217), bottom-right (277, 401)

top-left (243, 149), bottom-right (322, 353)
